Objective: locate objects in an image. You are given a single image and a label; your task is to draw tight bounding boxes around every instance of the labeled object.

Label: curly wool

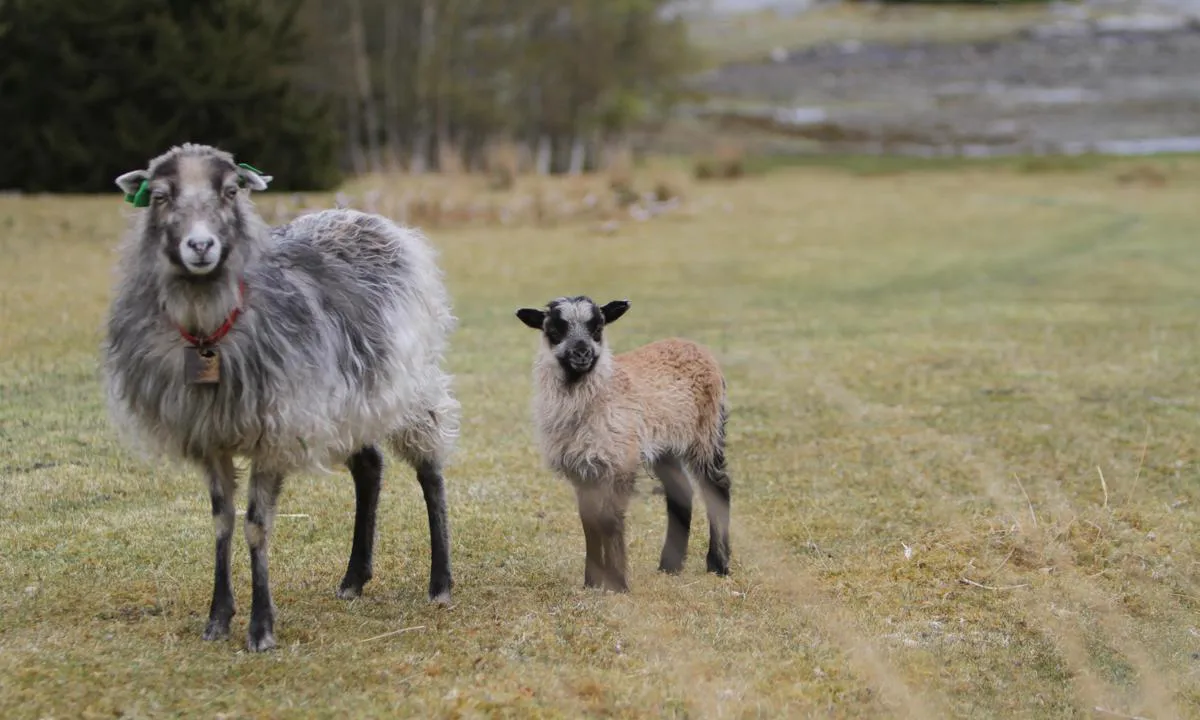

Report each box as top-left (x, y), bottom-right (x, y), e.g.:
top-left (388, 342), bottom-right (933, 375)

top-left (102, 192), bottom-right (460, 476)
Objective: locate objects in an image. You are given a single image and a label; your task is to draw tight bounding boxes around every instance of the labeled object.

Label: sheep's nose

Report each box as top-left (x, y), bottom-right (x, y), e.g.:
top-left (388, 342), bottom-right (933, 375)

top-left (186, 236), bottom-right (215, 255)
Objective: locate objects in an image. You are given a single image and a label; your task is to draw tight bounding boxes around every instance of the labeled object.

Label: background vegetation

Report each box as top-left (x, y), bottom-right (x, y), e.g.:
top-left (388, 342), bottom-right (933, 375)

top-left (0, 0), bottom-right (695, 192)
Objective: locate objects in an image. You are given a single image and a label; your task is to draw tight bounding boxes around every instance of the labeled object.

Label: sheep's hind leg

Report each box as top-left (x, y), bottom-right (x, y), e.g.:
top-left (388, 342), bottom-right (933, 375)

top-left (390, 406), bottom-right (455, 605)
top-left (695, 449), bottom-right (731, 576)
top-left (653, 454), bottom-right (693, 574)
top-left (203, 455), bottom-right (238, 641)
top-left (414, 459), bottom-right (453, 604)
top-left (699, 472), bottom-right (731, 577)
top-left (338, 445), bottom-right (383, 599)
top-left (245, 466), bottom-right (284, 652)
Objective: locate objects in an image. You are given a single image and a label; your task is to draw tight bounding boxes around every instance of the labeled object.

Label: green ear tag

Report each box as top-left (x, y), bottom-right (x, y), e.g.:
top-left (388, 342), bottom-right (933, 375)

top-left (124, 180), bottom-right (150, 207)
top-left (236, 162), bottom-right (265, 188)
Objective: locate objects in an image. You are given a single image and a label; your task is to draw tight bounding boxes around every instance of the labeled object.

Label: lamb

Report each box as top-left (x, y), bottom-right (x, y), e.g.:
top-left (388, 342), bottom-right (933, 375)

top-left (102, 143), bottom-right (460, 652)
top-left (514, 295), bottom-right (732, 592)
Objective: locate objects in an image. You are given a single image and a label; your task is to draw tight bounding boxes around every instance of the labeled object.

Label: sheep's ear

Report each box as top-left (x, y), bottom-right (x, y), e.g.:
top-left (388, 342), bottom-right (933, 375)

top-left (516, 308), bottom-right (546, 330)
top-left (235, 162), bottom-right (272, 192)
top-left (601, 300), bottom-right (630, 325)
top-left (115, 170), bottom-right (148, 195)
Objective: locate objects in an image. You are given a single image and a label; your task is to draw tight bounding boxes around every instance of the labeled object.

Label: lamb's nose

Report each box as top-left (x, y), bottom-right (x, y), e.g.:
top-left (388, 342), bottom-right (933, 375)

top-left (186, 236), bottom-right (215, 255)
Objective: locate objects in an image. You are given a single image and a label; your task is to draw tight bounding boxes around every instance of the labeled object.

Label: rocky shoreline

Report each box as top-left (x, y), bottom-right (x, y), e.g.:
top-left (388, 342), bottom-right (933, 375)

top-left (689, 5), bottom-right (1200, 156)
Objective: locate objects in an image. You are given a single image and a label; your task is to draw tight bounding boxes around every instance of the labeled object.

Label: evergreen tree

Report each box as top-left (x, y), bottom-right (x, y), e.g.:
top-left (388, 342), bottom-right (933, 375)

top-left (0, 0), bottom-right (342, 193)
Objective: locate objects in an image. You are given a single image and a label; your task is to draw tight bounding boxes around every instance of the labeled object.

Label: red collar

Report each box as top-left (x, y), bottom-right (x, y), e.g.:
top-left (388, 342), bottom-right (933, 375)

top-left (177, 279), bottom-right (247, 347)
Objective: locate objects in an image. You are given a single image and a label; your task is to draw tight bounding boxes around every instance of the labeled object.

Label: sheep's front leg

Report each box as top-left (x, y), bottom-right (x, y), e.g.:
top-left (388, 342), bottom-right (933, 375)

top-left (203, 455), bottom-right (237, 641)
top-left (575, 486), bottom-right (605, 589)
top-left (339, 445), bottom-right (383, 599)
top-left (578, 484), bottom-right (631, 593)
top-left (600, 489), bottom-right (632, 593)
top-left (245, 467), bottom-right (284, 652)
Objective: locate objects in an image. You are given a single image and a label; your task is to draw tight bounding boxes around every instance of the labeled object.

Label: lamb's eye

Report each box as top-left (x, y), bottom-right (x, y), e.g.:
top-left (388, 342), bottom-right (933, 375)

top-left (224, 185), bottom-right (239, 200)
top-left (151, 190), bottom-right (169, 205)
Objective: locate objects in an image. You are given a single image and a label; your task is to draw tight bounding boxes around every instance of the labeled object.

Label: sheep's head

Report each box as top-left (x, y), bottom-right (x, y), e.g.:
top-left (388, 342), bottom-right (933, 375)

top-left (516, 296), bottom-right (630, 382)
top-left (114, 143), bottom-right (272, 281)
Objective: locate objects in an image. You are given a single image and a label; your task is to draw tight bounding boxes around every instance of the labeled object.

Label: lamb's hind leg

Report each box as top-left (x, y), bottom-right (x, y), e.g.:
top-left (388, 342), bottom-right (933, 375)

top-left (245, 466), bottom-right (284, 652)
top-left (654, 454), bottom-right (693, 574)
top-left (203, 455), bottom-right (237, 641)
top-left (695, 444), bottom-right (732, 577)
top-left (338, 445), bottom-right (383, 599)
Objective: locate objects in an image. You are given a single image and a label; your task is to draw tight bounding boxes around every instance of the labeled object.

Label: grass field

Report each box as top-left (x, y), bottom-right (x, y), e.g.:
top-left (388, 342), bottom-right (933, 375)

top-left (2, 156), bottom-right (1200, 719)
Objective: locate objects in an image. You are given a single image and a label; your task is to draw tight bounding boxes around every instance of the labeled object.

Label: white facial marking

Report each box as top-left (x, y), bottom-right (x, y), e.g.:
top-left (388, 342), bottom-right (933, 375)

top-left (179, 220), bottom-right (222, 275)
top-left (548, 298), bottom-right (604, 374)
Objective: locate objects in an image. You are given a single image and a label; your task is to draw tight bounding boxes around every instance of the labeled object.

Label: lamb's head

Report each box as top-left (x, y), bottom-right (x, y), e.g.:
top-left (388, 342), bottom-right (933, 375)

top-left (114, 143), bottom-right (272, 281)
top-left (516, 295), bottom-right (630, 382)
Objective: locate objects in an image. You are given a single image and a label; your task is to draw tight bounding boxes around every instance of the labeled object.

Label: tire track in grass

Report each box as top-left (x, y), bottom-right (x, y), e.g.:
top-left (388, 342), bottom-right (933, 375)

top-left (811, 375), bottom-right (1115, 711)
top-left (577, 518), bottom-right (929, 717)
top-left (813, 373), bottom-right (1183, 718)
top-left (725, 514), bottom-right (952, 719)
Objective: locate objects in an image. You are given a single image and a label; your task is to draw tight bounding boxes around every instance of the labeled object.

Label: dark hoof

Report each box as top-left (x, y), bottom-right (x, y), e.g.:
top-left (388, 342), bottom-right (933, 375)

top-left (706, 552), bottom-right (730, 577)
top-left (202, 617), bottom-right (232, 641)
top-left (658, 556), bottom-right (686, 575)
top-left (428, 576), bottom-right (453, 606)
top-left (337, 585), bottom-right (363, 600)
top-left (603, 573), bottom-right (630, 594)
top-left (246, 625), bottom-right (277, 653)
top-left (337, 574), bottom-right (369, 600)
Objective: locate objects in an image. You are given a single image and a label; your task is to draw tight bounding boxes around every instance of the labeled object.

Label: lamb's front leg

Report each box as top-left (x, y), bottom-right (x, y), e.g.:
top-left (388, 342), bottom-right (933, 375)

top-left (600, 489), bottom-right (632, 594)
top-left (575, 486), bottom-right (606, 589)
top-left (245, 466), bottom-right (284, 652)
top-left (578, 482), bottom-right (632, 593)
top-left (203, 455), bottom-right (237, 641)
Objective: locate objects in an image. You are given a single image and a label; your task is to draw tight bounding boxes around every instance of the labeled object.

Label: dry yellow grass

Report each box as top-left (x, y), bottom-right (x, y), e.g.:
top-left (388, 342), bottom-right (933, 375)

top-left (2, 157), bottom-right (1199, 718)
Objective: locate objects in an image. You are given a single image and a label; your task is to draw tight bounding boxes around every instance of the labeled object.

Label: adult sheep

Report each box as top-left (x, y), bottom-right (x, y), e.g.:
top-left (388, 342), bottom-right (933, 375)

top-left (102, 143), bottom-right (459, 652)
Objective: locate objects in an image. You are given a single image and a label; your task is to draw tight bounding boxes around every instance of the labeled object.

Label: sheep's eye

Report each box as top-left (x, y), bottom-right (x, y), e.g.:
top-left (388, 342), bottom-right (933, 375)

top-left (545, 328), bottom-right (562, 345)
top-left (151, 190), bottom-right (169, 205)
top-left (224, 185), bottom-right (239, 200)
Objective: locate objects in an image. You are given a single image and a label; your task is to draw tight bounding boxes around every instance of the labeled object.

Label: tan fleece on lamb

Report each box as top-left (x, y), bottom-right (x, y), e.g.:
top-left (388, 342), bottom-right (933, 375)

top-left (531, 337), bottom-right (726, 486)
